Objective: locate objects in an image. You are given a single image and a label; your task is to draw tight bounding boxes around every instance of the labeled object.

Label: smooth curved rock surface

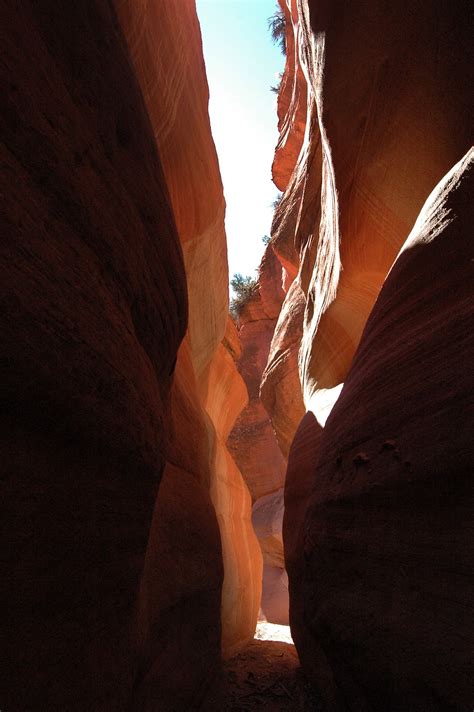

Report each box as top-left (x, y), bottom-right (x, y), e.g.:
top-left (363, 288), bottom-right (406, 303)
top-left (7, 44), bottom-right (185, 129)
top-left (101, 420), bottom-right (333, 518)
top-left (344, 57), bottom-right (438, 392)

top-left (253, 489), bottom-right (289, 626)
top-left (131, 463), bottom-right (223, 711)
top-left (1, 2), bottom-right (186, 709)
top-left (293, 150), bottom-right (474, 711)
top-left (260, 279), bottom-right (306, 459)
top-left (253, 489), bottom-right (285, 570)
top-left (259, 565), bottom-right (290, 627)
top-left (228, 247), bottom-right (287, 501)
top-left (283, 412), bottom-right (324, 672)
top-left (205, 328), bottom-right (263, 656)
top-left (272, 2), bottom-right (308, 193)
top-left (2, 1), bottom-right (260, 709)
top-left (299, 0), bottom-right (473, 415)
top-left (270, 4), bottom-right (474, 709)
top-left (267, 0), bottom-right (473, 432)
top-left (118, 0), bottom-right (261, 666)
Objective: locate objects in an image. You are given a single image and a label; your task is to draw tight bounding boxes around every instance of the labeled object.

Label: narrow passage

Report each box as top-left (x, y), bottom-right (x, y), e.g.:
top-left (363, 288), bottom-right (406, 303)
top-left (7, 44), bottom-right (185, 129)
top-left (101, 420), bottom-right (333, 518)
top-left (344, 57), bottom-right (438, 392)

top-left (203, 625), bottom-right (323, 710)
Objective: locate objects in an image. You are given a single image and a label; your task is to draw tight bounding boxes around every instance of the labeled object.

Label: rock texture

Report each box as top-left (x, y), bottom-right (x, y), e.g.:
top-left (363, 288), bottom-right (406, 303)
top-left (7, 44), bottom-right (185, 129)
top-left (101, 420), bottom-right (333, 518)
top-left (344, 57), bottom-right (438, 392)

top-left (252, 488), bottom-right (290, 625)
top-left (1, 1), bottom-right (260, 709)
top-left (268, 0), bottom-right (473, 425)
top-left (260, 278), bottom-right (306, 459)
top-left (1, 3), bottom-right (186, 709)
top-left (228, 246), bottom-right (286, 502)
top-left (291, 148), bottom-right (474, 711)
top-left (283, 412), bottom-right (323, 668)
top-left (117, 0), bottom-right (262, 668)
top-left (227, 247), bottom-right (291, 625)
top-left (261, 1), bottom-right (474, 710)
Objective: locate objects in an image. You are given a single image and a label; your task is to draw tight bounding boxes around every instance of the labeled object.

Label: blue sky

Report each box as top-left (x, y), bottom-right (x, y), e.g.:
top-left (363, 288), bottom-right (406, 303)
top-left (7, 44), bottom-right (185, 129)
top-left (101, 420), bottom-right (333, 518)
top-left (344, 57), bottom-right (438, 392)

top-left (196, 0), bottom-right (284, 280)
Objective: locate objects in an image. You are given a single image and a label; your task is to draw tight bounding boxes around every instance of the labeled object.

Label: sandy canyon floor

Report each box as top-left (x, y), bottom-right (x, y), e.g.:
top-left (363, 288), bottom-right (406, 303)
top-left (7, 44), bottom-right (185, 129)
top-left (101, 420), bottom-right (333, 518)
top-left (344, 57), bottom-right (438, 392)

top-left (202, 624), bottom-right (324, 710)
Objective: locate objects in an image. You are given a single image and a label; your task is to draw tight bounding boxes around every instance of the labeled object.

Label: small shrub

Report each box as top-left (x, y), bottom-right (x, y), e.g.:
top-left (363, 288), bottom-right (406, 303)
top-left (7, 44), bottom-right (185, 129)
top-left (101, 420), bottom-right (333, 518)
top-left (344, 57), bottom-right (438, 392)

top-left (271, 192), bottom-right (283, 210)
top-left (230, 273), bottom-right (258, 320)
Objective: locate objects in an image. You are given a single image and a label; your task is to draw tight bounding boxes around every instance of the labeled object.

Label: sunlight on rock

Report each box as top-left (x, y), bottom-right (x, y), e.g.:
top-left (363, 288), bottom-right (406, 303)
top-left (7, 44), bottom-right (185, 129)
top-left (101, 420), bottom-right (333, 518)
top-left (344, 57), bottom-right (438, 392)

top-left (255, 621), bottom-right (294, 645)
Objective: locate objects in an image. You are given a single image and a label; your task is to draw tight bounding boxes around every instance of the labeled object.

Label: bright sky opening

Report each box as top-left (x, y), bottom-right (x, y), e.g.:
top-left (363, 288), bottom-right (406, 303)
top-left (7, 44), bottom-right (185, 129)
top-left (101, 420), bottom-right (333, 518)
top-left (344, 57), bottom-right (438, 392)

top-left (196, 0), bottom-right (285, 281)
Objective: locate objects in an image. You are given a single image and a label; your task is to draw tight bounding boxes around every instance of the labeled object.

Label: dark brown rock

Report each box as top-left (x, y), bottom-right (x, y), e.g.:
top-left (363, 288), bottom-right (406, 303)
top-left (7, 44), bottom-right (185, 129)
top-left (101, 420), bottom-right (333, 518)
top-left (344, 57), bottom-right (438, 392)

top-left (291, 150), bottom-right (474, 711)
top-left (130, 464), bottom-right (223, 711)
top-left (0, 2), bottom-right (187, 709)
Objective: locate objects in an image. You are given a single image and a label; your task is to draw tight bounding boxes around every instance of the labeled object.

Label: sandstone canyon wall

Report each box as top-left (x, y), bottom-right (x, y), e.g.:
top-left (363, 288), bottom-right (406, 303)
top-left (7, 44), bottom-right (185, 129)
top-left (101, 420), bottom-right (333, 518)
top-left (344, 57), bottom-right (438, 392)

top-left (227, 247), bottom-right (291, 624)
top-left (1, 2), bottom-right (260, 710)
top-left (2, 0), bottom-right (473, 709)
top-left (116, 0), bottom-right (262, 669)
top-left (260, 0), bottom-right (474, 710)
top-left (288, 146), bottom-right (474, 712)
top-left (228, 247), bottom-right (286, 503)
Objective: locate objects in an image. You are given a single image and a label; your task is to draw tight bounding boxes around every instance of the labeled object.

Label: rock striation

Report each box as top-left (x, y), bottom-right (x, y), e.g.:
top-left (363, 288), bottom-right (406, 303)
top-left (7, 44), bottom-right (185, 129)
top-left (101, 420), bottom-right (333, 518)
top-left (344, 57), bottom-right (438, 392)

top-left (289, 148), bottom-right (474, 711)
top-left (227, 247), bottom-right (291, 624)
top-left (2, 0), bottom-right (473, 709)
top-left (1, 3), bottom-right (186, 708)
top-left (1, 1), bottom-right (260, 709)
top-left (117, 0), bottom-right (262, 673)
top-left (263, 1), bottom-right (474, 710)
top-left (228, 246), bottom-right (286, 502)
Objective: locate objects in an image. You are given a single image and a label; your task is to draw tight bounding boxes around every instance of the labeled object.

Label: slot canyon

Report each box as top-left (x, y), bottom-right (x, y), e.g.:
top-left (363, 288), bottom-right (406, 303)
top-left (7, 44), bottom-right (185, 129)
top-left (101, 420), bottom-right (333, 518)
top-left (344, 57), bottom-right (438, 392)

top-left (1, 0), bottom-right (473, 710)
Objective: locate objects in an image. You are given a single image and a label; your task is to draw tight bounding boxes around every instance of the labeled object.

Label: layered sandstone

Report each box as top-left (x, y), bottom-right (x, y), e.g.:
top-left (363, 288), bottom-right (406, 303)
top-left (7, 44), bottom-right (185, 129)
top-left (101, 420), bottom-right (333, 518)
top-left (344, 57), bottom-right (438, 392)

top-left (266, 0), bottom-right (474, 430)
top-left (266, 1), bottom-right (474, 709)
top-left (1, 3), bottom-right (186, 708)
top-left (260, 278), bottom-right (306, 459)
top-left (228, 246), bottom-right (286, 502)
top-left (1, 1), bottom-right (260, 709)
top-left (252, 488), bottom-right (290, 625)
top-left (227, 247), bottom-right (291, 625)
top-left (289, 149), bottom-right (474, 711)
top-left (283, 0), bottom-right (473, 421)
top-left (117, 0), bottom-right (262, 671)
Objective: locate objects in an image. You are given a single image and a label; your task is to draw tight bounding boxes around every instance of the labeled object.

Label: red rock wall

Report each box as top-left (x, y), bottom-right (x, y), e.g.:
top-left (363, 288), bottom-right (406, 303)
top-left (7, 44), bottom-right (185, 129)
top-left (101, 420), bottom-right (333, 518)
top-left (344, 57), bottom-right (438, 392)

top-left (228, 246), bottom-right (286, 502)
top-left (1, 2), bottom-right (186, 708)
top-left (227, 247), bottom-right (289, 624)
top-left (1, 1), bottom-right (261, 709)
top-left (268, 0), bottom-right (473, 428)
top-left (263, 0), bottom-right (474, 709)
top-left (261, 0), bottom-right (474, 712)
top-left (116, 0), bottom-right (262, 671)
top-left (299, 0), bottom-right (472, 416)
top-left (289, 149), bottom-right (474, 711)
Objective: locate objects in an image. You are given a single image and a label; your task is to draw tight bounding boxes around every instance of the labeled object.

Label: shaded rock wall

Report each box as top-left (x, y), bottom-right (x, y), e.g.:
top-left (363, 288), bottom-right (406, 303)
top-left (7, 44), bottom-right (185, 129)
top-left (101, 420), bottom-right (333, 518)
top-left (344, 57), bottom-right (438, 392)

top-left (262, 0), bottom-right (474, 710)
top-left (291, 149), bottom-right (474, 711)
top-left (252, 487), bottom-right (290, 625)
top-left (1, 1), bottom-right (260, 709)
top-left (1, 2), bottom-right (186, 708)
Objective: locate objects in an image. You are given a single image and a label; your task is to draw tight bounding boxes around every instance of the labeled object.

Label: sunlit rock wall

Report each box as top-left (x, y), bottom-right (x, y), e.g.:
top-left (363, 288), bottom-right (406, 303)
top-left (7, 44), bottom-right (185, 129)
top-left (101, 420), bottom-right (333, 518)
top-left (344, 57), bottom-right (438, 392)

top-left (263, 0), bottom-right (474, 709)
top-left (116, 0), bottom-right (263, 677)
top-left (227, 246), bottom-right (289, 624)
top-left (1, 1), bottom-right (261, 709)
top-left (228, 246), bottom-right (286, 502)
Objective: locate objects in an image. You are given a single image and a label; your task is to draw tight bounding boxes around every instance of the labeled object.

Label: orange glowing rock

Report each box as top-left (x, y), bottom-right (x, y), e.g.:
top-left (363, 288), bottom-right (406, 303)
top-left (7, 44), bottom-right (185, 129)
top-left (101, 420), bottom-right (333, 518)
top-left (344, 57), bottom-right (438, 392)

top-left (117, 0), bottom-right (262, 688)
